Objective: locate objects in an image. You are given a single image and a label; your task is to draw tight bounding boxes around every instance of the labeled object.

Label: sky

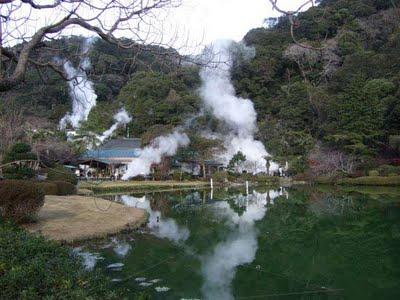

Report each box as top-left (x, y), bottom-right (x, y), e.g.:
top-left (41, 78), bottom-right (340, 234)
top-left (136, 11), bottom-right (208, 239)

top-left (168, 0), bottom-right (313, 52)
top-left (3, 0), bottom-right (313, 53)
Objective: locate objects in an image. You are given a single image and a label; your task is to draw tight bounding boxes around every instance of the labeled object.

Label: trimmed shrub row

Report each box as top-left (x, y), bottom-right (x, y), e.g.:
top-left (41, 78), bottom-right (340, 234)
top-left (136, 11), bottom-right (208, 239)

top-left (36, 181), bottom-right (77, 196)
top-left (338, 176), bottom-right (400, 186)
top-left (211, 171), bottom-right (280, 185)
top-left (47, 165), bottom-right (78, 185)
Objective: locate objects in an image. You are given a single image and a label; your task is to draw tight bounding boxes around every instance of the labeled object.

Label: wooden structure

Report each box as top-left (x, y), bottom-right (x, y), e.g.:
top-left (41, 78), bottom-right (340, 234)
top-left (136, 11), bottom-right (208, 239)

top-left (0, 159), bottom-right (41, 176)
top-left (78, 138), bottom-right (141, 179)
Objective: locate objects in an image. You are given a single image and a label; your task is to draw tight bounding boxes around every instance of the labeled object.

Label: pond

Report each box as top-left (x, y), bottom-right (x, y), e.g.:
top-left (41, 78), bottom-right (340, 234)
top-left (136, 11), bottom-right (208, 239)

top-left (75, 185), bottom-right (400, 300)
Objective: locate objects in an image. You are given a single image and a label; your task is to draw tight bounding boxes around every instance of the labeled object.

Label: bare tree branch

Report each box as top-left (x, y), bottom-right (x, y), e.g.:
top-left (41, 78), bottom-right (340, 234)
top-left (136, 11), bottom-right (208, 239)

top-left (268, 0), bottom-right (327, 50)
top-left (0, 0), bottom-right (185, 92)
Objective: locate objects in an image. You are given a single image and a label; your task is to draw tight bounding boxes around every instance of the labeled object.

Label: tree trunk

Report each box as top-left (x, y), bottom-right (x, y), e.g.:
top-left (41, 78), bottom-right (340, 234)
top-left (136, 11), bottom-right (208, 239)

top-left (202, 161), bottom-right (206, 179)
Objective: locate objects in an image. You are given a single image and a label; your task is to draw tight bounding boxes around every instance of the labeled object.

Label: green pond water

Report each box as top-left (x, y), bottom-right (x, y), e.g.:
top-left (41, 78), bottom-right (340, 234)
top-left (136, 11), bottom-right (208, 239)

top-left (76, 186), bottom-right (400, 300)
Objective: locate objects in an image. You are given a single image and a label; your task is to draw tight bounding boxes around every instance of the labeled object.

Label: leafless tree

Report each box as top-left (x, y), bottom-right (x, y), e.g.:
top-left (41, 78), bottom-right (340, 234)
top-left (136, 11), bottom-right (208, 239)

top-left (0, 0), bottom-right (184, 92)
top-left (0, 99), bottom-right (24, 157)
top-left (308, 145), bottom-right (356, 177)
top-left (268, 0), bottom-right (327, 50)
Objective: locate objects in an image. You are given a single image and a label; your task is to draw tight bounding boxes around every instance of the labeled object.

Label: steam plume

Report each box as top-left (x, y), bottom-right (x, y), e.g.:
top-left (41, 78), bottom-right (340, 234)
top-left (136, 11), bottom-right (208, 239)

top-left (97, 108), bottom-right (132, 143)
top-left (59, 38), bottom-right (97, 129)
top-left (200, 40), bottom-right (278, 173)
top-left (122, 130), bottom-right (190, 179)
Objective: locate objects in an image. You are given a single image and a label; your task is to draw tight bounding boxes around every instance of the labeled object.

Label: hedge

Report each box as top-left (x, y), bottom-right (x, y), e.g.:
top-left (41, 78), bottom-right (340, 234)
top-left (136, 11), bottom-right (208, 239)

top-left (0, 180), bottom-right (45, 223)
top-left (212, 171), bottom-right (229, 183)
top-left (36, 181), bottom-right (59, 195)
top-left (35, 181), bottom-right (77, 196)
top-left (52, 180), bottom-right (77, 195)
top-left (47, 165), bottom-right (78, 185)
top-left (337, 176), bottom-right (400, 186)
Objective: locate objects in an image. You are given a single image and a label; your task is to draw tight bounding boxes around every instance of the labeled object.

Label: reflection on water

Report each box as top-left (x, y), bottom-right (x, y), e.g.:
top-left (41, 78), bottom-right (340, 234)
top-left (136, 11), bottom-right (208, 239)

top-left (110, 237), bottom-right (132, 258)
top-left (202, 200), bottom-right (265, 299)
top-left (72, 247), bottom-right (103, 271)
top-left (79, 186), bottom-right (400, 300)
top-left (120, 195), bottom-right (190, 243)
top-left (202, 189), bottom-right (286, 300)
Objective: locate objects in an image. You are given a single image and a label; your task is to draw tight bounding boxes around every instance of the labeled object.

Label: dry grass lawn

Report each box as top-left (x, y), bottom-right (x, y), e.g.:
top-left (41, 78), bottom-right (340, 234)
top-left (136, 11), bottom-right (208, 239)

top-left (25, 195), bottom-right (147, 242)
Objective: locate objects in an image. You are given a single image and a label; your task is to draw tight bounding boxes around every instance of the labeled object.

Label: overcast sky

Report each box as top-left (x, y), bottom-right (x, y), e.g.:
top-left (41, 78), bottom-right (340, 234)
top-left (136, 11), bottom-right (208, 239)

top-left (168, 0), bottom-right (313, 51)
top-left (3, 0), bottom-right (312, 53)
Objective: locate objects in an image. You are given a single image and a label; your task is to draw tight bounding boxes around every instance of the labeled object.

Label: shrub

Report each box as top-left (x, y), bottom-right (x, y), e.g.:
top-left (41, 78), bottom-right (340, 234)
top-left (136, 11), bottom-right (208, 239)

top-left (0, 221), bottom-right (121, 299)
top-left (0, 180), bottom-right (45, 222)
top-left (236, 172), bottom-right (254, 183)
top-left (47, 165), bottom-right (78, 185)
top-left (172, 170), bottom-right (182, 181)
top-left (36, 182), bottom-right (59, 195)
top-left (377, 165), bottom-right (400, 176)
top-left (171, 170), bottom-right (192, 181)
top-left (368, 170), bottom-right (379, 176)
top-left (337, 176), bottom-right (400, 186)
top-left (212, 171), bottom-right (229, 183)
top-left (254, 174), bottom-right (279, 185)
top-left (3, 166), bottom-right (36, 180)
top-left (2, 142), bottom-right (36, 163)
top-left (52, 181), bottom-right (77, 195)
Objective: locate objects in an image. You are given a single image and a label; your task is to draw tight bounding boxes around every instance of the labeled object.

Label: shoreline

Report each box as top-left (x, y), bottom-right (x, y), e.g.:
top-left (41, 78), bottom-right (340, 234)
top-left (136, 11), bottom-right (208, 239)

top-left (78, 179), bottom-right (291, 195)
top-left (25, 195), bottom-right (148, 243)
top-left (313, 175), bottom-right (400, 186)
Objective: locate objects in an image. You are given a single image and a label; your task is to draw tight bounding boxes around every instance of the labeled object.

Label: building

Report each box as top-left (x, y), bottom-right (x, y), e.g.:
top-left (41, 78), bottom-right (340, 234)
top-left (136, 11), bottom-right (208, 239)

top-left (78, 138), bottom-right (141, 179)
top-left (173, 159), bottom-right (225, 177)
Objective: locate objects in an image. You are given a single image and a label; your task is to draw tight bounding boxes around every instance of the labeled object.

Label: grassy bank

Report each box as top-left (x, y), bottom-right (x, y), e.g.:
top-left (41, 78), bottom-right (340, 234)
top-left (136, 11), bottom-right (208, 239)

top-left (337, 176), bottom-right (400, 186)
top-left (0, 221), bottom-right (122, 299)
top-left (79, 180), bottom-right (209, 194)
top-left (314, 175), bottom-right (400, 186)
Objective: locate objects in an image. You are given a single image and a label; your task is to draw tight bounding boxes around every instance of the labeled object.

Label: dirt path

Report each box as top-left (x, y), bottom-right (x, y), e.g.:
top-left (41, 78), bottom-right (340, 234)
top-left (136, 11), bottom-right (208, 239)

top-left (26, 195), bottom-right (147, 242)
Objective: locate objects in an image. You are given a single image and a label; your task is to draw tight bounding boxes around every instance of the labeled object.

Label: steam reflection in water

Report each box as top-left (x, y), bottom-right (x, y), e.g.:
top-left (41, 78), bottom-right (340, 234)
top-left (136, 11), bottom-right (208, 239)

top-left (201, 190), bottom-right (283, 300)
top-left (120, 195), bottom-right (190, 243)
top-left (103, 188), bottom-right (287, 299)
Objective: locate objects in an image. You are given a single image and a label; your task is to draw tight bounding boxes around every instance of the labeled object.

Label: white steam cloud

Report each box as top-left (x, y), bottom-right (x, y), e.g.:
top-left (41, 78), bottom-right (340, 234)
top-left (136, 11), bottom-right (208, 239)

top-left (59, 38), bottom-right (97, 129)
top-left (97, 108), bottom-right (132, 144)
top-left (122, 130), bottom-right (190, 179)
top-left (200, 40), bottom-right (278, 174)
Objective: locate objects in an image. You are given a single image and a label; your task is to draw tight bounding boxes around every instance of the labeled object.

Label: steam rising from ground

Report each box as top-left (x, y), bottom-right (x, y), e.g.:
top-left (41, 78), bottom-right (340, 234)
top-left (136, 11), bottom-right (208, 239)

top-left (200, 40), bottom-right (278, 173)
top-left (97, 108), bottom-right (132, 144)
top-left (59, 38), bottom-right (97, 129)
top-left (122, 130), bottom-right (190, 179)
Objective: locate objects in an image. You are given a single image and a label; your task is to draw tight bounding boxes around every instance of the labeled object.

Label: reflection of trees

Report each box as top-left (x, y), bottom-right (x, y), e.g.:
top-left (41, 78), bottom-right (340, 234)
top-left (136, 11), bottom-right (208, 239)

top-left (246, 190), bottom-right (400, 299)
top-left (149, 193), bottom-right (171, 217)
top-left (308, 191), bottom-right (356, 217)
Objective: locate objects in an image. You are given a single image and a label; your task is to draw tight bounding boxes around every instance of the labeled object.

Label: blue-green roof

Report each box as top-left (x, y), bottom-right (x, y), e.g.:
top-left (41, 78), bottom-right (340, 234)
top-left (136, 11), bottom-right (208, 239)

top-left (81, 149), bottom-right (141, 159)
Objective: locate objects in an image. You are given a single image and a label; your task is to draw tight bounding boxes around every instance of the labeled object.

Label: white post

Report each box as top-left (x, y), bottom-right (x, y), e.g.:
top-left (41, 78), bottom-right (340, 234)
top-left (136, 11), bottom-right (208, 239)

top-left (246, 180), bottom-right (249, 195)
top-left (210, 178), bottom-right (214, 189)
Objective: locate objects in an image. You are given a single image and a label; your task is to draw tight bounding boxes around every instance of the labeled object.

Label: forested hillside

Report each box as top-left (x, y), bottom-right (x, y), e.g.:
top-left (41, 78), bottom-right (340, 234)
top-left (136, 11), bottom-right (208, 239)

top-left (1, 0), bottom-right (399, 176)
top-left (234, 0), bottom-right (400, 173)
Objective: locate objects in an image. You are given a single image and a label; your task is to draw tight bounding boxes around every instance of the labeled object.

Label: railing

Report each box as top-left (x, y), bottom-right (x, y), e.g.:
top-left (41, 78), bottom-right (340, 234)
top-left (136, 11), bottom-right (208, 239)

top-left (0, 160), bottom-right (41, 175)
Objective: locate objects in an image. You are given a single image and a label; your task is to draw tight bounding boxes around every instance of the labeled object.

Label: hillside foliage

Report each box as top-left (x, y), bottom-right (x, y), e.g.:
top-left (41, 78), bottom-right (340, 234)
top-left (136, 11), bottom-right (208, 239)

top-left (0, 0), bottom-right (399, 174)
